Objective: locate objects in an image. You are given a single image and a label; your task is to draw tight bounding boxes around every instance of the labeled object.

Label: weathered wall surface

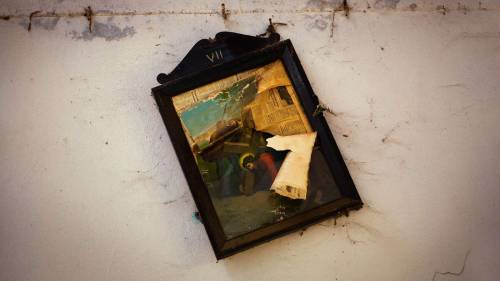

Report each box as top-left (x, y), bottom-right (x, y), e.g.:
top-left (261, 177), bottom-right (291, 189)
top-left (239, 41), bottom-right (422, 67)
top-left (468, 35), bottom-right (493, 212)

top-left (1, 1), bottom-right (499, 280)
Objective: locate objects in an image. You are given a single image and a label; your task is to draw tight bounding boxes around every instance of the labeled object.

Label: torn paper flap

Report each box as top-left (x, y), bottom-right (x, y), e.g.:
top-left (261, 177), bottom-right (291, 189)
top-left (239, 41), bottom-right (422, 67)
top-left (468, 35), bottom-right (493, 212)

top-left (256, 60), bottom-right (291, 94)
top-left (266, 132), bottom-right (317, 200)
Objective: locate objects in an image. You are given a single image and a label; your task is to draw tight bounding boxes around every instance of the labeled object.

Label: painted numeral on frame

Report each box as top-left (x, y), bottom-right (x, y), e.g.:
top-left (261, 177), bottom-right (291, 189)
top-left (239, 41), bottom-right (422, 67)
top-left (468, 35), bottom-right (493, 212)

top-left (206, 50), bottom-right (224, 63)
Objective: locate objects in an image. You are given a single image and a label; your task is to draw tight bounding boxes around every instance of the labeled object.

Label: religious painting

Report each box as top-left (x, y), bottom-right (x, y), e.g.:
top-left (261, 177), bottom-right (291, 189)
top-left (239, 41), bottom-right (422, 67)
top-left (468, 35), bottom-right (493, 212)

top-left (172, 60), bottom-right (341, 238)
top-left (152, 33), bottom-right (361, 258)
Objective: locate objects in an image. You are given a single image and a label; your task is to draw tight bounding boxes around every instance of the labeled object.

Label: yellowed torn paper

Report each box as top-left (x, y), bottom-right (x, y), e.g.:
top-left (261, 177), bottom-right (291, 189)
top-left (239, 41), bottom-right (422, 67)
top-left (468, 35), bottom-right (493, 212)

top-left (245, 61), bottom-right (312, 136)
top-left (266, 132), bottom-right (317, 200)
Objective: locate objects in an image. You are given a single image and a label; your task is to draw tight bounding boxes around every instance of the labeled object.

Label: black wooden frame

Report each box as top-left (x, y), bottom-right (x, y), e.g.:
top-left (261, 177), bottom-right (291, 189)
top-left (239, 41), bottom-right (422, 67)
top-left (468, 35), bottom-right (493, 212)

top-left (152, 32), bottom-right (362, 259)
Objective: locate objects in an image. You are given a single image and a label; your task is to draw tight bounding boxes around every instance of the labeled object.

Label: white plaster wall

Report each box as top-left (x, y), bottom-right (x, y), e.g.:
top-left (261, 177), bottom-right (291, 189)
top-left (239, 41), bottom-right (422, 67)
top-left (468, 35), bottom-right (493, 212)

top-left (1, 1), bottom-right (499, 280)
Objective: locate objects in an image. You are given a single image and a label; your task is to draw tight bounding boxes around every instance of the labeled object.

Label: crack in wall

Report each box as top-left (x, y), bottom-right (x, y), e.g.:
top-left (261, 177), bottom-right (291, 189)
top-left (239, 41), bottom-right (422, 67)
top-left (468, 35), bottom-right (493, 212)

top-left (431, 250), bottom-right (471, 281)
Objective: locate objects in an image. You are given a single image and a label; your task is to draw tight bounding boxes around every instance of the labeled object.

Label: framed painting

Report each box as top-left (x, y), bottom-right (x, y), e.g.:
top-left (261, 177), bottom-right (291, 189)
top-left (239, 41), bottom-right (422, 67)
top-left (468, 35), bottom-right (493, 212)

top-left (152, 31), bottom-right (362, 259)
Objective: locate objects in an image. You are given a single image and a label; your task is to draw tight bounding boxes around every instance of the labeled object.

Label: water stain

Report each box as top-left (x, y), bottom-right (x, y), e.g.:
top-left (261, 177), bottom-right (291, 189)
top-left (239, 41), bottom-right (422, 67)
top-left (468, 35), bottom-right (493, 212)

top-left (70, 21), bottom-right (136, 41)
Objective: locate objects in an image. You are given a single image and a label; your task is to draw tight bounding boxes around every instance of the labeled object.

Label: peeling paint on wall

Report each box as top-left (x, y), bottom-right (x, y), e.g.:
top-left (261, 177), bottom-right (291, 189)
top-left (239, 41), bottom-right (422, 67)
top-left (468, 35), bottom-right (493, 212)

top-left (306, 14), bottom-right (330, 31)
top-left (69, 20), bottom-right (135, 41)
top-left (306, 0), bottom-right (342, 10)
top-left (19, 16), bottom-right (60, 30)
top-left (374, 0), bottom-right (400, 9)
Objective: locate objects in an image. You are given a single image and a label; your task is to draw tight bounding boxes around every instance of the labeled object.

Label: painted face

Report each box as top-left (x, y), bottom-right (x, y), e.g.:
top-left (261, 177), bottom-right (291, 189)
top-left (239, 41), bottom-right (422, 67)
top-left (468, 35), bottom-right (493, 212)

top-left (245, 162), bottom-right (255, 170)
